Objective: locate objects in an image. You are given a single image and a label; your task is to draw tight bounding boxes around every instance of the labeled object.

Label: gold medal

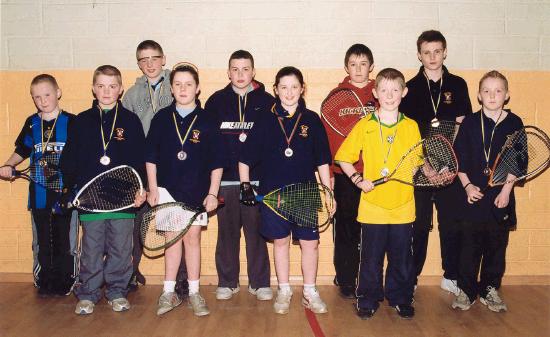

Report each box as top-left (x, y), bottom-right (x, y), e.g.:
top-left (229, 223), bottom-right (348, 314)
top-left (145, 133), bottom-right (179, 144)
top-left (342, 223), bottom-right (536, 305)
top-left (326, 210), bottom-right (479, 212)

top-left (177, 151), bottom-right (187, 161)
top-left (431, 118), bottom-right (440, 128)
top-left (100, 155), bottom-right (111, 166)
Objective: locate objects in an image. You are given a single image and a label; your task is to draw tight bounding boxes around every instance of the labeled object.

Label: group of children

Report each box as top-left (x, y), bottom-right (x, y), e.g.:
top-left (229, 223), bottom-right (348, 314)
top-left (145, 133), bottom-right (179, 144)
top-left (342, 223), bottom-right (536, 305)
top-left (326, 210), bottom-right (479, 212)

top-left (0, 29), bottom-right (522, 320)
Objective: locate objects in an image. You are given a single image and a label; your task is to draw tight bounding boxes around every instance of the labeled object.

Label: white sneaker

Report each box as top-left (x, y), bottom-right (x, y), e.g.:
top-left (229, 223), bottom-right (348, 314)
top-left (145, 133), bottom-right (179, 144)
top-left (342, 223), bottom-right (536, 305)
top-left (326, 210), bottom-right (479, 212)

top-left (215, 286), bottom-right (240, 300)
top-left (441, 277), bottom-right (460, 296)
top-left (273, 288), bottom-right (293, 314)
top-left (75, 300), bottom-right (94, 315)
top-left (452, 289), bottom-right (474, 311)
top-left (480, 286), bottom-right (507, 312)
top-left (157, 292), bottom-right (182, 316)
top-left (248, 286), bottom-right (273, 301)
top-left (302, 288), bottom-right (328, 314)
top-left (188, 292), bottom-right (210, 316)
top-left (108, 297), bottom-right (131, 312)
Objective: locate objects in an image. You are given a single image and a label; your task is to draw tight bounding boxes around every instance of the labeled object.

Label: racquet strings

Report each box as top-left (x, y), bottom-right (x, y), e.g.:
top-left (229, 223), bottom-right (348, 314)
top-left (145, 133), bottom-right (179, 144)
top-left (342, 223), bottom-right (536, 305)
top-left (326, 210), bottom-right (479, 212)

top-left (141, 202), bottom-right (204, 250)
top-left (490, 126), bottom-right (550, 186)
top-left (389, 136), bottom-right (458, 187)
top-left (263, 182), bottom-right (334, 229)
top-left (26, 151), bottom-right (62, 191)
top-left (75, 166), bottom-right (142, 211)
top-left (427, 119), bottom-right (460, 144)
top-left (321, 89), bottom-right (367, 137)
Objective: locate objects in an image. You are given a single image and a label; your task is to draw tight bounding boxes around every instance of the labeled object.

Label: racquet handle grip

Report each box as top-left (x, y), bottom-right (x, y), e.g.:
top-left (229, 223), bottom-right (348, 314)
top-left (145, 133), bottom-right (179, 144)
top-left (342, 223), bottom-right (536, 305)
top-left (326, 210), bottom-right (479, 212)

top-left (371, 177), bottom-right (387, 186)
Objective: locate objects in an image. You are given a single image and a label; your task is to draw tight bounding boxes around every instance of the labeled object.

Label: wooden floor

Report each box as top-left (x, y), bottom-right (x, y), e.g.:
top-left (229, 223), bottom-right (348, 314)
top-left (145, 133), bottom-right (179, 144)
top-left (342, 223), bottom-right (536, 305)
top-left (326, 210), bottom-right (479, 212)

top-left (0, 284), bottom-right (548, 337)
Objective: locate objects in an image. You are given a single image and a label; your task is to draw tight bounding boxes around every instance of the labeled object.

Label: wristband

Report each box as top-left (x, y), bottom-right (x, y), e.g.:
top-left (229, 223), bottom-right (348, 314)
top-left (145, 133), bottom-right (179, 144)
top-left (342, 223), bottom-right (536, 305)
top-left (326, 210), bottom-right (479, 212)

top-left (463, 182), bottom-right (472, 189)
top-left (350, 172), bottom-right (361, 181)
top-left (207, 193), bottom-right (217, 198)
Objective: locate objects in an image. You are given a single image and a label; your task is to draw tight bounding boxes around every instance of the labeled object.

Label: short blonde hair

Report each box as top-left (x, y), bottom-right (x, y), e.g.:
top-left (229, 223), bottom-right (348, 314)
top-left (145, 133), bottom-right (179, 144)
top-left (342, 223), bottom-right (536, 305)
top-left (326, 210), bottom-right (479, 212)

top-left (93, 65), bottom-right (122, 85)
top-left (375, 68), bottom-right (406, 89)
top-left (479, 70), bottom-right (508, 92)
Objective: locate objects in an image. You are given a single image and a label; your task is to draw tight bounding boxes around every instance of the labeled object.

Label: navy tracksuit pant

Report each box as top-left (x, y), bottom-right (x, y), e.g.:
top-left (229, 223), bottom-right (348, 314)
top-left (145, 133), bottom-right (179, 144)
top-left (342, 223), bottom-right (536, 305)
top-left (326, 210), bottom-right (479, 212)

top-left (356, 223), bottom-right (414, 310)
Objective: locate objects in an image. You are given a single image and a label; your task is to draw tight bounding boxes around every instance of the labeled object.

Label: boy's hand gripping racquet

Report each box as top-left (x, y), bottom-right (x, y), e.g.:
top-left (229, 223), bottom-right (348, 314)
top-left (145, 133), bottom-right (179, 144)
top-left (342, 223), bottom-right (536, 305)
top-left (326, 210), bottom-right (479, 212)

top-left (255, 181), bottom-right (335, 231)
top-left (321, 88), bottom-right (370, 137)
top-left (487, 125), bottom-right (550, 187)
top-left (70, 165), bottom-right (143, 212)
top-left (4, 151), bottom-right (63, 192)
top-left (140, 198), bottom-right (224, 251)
top-left (372, 135), bottom-right (459, 187)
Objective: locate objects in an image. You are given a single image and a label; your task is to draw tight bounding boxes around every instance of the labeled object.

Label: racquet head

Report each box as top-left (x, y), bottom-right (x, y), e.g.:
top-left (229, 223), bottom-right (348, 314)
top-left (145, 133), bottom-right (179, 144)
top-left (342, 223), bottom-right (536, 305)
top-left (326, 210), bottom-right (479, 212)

top-left (11, 150), bottom-right (62, 191)
top-left (321, 88), bottom-right (371, 137)
top-left (258, 181), bottom-right (334, 230)
top-left (426, 119), bottom-right (461, 144)
top-left (72, 165), bottom-right (143, 212)
top-left (141, 202), bottom-right (205, 251)
top-left (373, 135), bottom-right (458, 187)
top-left (489, 125), bottom-right (550, 186)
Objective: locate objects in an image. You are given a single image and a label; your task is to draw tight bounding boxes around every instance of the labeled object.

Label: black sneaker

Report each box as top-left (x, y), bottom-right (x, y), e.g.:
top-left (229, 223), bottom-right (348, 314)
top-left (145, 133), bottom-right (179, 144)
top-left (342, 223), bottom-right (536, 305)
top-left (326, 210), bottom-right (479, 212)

top-left (339, 286), bottom-right (356, 299)
top-left (357, 307), bottom-right (377, 320)
top-left (394, 304), bottom-right (415, 319)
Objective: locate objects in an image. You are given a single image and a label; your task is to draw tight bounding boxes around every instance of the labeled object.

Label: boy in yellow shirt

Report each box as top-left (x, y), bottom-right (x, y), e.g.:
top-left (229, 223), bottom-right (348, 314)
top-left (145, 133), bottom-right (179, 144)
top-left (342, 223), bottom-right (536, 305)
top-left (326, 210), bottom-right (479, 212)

top-left (335, 68), bottom-right (420, 319)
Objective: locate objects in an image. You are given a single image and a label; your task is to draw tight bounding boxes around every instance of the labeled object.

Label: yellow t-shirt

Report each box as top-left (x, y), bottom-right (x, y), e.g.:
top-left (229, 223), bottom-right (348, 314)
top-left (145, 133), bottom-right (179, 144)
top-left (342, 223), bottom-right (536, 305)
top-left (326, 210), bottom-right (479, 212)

top-left (335, 113), bottom-right (421, 224)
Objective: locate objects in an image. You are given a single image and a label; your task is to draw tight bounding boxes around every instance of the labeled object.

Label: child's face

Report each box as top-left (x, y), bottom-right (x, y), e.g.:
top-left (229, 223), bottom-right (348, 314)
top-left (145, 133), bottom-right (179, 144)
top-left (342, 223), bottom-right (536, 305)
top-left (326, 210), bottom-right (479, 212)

top-left (227, 59), bottom-right (255, 90)
top-left (274, 75), bottom-right (303, 108)
top-left (171, 71), bottom-right (200, 108)
top-left (478, 77), bottom-right (509, 112)
top-left (137, 48), bottom-right (166, 81)
top-left (93, 74), bottom-right (123, 107)
top-left (31, 82), bottom-right (61, 114)
top-left (345, 54), bottom-right (373, 86)
top-left (417, 41), bottom-right (447, 72)
top-left (372, 79), bottom-right (407, 112)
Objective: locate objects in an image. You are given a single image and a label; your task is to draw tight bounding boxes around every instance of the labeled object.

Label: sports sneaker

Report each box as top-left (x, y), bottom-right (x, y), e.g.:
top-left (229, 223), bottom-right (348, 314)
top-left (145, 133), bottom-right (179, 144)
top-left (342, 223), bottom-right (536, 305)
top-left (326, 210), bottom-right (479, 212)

top-left (108, 297), bottom-right (131, 312)
top-left (356, 307), bottom-right (376, 320)
top-left (441, 277), bottom-right (460, 296)
top-left (452, 289), bottom-right (474, 311)
top-left (248, 286), bottom-right (273, 301)
top-left (273, 288), bottom-right (293, 314)
top-left (188, 293), bottom-right (210, 316)
top-left (394, 304), bottom-right (415, 319)
top-left (480, 286), bottom-right (507, 312)
top-left (75, 300), bottom-right (94, 315)
top-left (157, 292), bottom-right (182, 316)
top-left (338, 285), bottom-right (356, 299)
top-left (215, 286), bottom-right (240, 300)
top-left (302, 288), bottom-right (328, 314)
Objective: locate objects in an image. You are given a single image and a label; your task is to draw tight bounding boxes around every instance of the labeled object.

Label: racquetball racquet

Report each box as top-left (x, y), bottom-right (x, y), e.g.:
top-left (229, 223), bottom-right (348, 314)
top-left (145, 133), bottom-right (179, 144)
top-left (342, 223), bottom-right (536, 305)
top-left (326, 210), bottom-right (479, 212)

top-left (321, 88), bottom-right (372, 137)
top-left (70, 165), bottom-right (143, 212)
top-left (372, 135), bottom-right (458, 187)
top-left (427, 119), bottom-right (461, 143)
top-left (255, 181), bottom-right (334, 230)
top-left (4, 151), bottom-right (63, 192)
top-left (140, 198), bottom-right (224, 251)
top-left (488, 125), bottom-right (550, 187)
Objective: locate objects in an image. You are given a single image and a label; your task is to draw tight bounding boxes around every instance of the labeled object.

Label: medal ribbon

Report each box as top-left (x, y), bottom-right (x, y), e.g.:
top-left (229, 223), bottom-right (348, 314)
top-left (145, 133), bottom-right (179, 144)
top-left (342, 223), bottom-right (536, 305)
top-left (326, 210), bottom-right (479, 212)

top-left (480, 109), bottom-right (504, 170)
top-left (148, 80), bottom-right (163, 113)
top-left (99, 103), bottom-right (119, 156)
top-left (424, 71), bottom-right (443, 118)
top-left (277, 113), bottom-right (302, 150)
top-left (376, 110), bottom-right (400, 170)
top-left (40, 110), bottom-right (60, 154)
top-left (172, 112), bottom-right (198, 151)
top-left (238, 93), bottom-right (248, 123)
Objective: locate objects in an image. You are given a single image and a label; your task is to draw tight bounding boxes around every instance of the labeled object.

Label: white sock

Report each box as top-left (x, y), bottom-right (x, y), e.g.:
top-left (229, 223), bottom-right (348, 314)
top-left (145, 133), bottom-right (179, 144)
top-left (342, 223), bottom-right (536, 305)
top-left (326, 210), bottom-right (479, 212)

top-left (303, 284), bottom-right (317, 295)
top-left (278, 283), bottom-right (291, 292)
top-left (188, 279), bottom-right (200, 294)
top-left (163, 280), bottom-right (176, 294)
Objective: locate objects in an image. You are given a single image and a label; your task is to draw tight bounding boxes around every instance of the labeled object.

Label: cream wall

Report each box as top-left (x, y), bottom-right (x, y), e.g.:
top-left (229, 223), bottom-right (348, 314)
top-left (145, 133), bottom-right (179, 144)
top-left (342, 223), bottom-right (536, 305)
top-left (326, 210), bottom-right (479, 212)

top-left (1, 0), bottom-right (549, 283)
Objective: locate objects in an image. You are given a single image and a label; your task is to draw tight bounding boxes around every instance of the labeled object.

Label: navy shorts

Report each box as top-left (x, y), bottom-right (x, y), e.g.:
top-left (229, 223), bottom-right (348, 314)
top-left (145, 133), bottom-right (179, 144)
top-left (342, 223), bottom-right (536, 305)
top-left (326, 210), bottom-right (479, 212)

top-left (259, 204), bottom-right (320, 241)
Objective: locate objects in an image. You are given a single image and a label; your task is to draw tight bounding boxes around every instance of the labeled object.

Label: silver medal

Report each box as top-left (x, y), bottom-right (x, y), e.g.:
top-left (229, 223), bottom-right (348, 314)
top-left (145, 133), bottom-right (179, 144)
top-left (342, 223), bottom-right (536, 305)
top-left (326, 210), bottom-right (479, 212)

top-left (380, 167), bottom-right (389, 177)
top-left (431, 118), bottom-right (440, 128)
top-left (100, 155), bottom-right (111, 166)
top-left (177, 151), bottom-right (187, 161)
top-left (239, 132), bottom-right (247, 142)
top-left (284, 148), bottom-right (294, 157)
top-left (387, 135), bottom-right (394, 144)
top-left (483, 167), bottom-right (491, 176)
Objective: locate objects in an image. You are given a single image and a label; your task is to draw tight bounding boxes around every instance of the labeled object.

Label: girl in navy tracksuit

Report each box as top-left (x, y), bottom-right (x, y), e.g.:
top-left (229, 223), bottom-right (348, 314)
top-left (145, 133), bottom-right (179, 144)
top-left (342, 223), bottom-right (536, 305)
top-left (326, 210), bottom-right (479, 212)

top-left (239, 66), bottom-right (333, 315)
top-left (145, 64), bottom-right (224, 316)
